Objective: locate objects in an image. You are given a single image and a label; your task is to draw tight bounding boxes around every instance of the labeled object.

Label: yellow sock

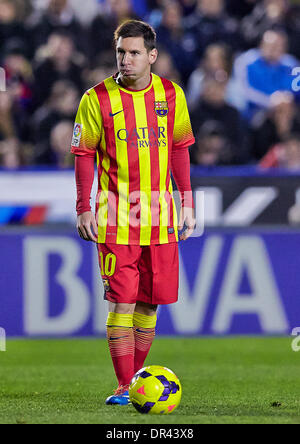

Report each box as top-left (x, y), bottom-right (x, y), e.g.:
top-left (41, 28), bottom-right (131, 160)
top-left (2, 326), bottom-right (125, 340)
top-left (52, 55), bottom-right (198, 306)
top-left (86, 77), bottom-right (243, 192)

top-left (133, 312), bottom-right (157, 329)
top-left (106, 312), bottom-right (134, 328)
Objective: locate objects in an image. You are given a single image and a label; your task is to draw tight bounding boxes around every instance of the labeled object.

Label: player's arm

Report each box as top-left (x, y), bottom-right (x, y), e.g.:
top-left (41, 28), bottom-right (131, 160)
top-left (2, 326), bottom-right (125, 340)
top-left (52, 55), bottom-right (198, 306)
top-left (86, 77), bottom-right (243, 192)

top-left (171, 147), bottom-right (195, 241)
top-left (75, 155), bottom-right (98, 243)
top-left (172, 84), bottom-right (196, 241)
top-left (71, 90), bottom-right (102, 242)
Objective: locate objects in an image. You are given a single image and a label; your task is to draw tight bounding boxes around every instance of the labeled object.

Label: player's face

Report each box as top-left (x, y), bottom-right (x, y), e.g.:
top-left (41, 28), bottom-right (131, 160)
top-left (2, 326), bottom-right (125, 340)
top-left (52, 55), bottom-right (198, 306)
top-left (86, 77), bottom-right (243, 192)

top-left (116, 37), bottom-right (157, 86)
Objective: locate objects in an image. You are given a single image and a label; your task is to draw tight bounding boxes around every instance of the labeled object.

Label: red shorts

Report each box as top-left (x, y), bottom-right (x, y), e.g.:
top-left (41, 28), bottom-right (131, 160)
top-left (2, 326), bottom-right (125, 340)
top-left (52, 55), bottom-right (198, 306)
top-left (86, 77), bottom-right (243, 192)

top-left (97, 243), bottom-right (179, 305)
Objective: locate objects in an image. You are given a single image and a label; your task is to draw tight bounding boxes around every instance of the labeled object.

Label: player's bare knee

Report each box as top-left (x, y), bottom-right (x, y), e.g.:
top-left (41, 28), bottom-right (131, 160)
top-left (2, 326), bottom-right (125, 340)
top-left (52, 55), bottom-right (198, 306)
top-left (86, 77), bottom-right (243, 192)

top-left (135, 301), bottom-right (158, 316)
top-left (108, 302), bottom-right (135, 314)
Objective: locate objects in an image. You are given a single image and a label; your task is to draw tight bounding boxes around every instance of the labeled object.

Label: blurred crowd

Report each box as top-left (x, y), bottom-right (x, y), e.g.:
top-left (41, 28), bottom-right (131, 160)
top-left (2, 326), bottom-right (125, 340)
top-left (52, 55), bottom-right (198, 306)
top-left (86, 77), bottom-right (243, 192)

top-left (1, 0), bottom-right (300, 169)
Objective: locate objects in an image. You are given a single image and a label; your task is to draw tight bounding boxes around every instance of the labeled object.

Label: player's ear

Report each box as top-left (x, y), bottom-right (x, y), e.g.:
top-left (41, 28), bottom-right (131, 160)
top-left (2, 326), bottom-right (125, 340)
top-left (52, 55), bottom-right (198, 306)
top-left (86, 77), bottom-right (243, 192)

top-left (149, 48), bottom-right (158, 66)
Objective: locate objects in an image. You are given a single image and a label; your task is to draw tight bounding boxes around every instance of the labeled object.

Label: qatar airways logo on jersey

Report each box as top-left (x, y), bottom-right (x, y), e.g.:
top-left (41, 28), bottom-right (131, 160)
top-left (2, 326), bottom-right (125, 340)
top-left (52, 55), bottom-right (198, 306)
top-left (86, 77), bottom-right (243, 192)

top-left (117, 126), bottom-right (167, 148)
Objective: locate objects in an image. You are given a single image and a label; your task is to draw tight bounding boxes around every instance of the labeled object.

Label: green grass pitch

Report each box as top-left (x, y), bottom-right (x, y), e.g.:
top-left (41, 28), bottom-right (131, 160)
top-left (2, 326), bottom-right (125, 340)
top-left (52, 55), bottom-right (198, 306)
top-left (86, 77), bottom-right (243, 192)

top-left (0, 337), bottom-right (299, 424)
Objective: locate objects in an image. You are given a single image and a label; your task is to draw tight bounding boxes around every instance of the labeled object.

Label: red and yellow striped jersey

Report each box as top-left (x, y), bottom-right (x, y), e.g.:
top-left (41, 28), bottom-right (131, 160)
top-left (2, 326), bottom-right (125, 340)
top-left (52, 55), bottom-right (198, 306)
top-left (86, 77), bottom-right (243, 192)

top-left (71, 73), bottom-right (195, 245)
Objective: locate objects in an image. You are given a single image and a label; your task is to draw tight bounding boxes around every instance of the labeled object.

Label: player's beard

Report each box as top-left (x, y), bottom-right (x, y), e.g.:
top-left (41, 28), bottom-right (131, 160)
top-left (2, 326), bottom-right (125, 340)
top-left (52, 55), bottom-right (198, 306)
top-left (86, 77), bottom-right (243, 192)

top-left (118, 68), bottom-right (151, 90)
top-left (120, 71), bottom-right (137, 82)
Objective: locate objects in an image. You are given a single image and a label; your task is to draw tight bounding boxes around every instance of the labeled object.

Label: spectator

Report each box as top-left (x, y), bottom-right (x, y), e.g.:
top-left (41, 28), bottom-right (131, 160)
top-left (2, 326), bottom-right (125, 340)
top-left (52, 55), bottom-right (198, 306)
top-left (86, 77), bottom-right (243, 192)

top-left (32, 80), bottom-right (80, 164)
top-left (0, 91), bottom-right (21, 168)
top-left (190, 120), bottom-right (231, 166)
top-left (32, 30), bottom-right (84, 109)
top-left (241, 0), bottom-right (289, 49)
top-left (186, 43), bottom-right (236, 111)
top-left (147, 0), bottom-right (197, 27)
top-left (0, 0), bottom-right (29, 59)
top-left (191, 74), bottom-right (251, 164)
top-left (3, 46), bottom-right (34, 140)
top-left (88, 0), bottom-right (140, 61)
top-left (184, 0), bottom-right (242, 60)
top-left (260, 133), bottom-right (300, 169)
top-left (242, 0), bottom-right (300, 60)
top-left (85, 50), bottom-right (116, 89)
top-left (0, 137), bottom-right (20, 168)
top-left (252, 91), bottom-right (300, 161)
top-left (0, 92), bottom-right (14, 140)
top-left (26, 0), bottom-right (85, 56)
top-left (49, 120), bottom-right (74, 168)
top-left (233, 29), bottom-right (299, 123)
top-left (155, 0), bottom-right (197, 83)
top-left (153, 48), bottom-right (181, 84)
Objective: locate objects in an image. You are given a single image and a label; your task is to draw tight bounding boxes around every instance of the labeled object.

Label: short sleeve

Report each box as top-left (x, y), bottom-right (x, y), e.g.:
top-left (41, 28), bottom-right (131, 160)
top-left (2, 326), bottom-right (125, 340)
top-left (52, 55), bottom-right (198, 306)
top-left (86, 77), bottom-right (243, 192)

top-left (173, 84), bottom-right (195, 149)
top-left (71, 89), bottom-right (103, 157)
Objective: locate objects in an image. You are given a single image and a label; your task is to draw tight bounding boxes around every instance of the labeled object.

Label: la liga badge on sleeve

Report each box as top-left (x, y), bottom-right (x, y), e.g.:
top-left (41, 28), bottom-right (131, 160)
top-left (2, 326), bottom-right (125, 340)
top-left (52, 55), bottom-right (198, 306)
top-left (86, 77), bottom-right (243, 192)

top-left (72, 123), bottom-right (83, 147)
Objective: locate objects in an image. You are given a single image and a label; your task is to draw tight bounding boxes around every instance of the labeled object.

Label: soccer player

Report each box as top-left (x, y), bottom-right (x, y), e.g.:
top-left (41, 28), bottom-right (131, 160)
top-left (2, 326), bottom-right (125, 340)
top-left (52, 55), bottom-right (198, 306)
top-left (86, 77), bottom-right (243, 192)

top-left (71, 20), bottom-right (195, 405)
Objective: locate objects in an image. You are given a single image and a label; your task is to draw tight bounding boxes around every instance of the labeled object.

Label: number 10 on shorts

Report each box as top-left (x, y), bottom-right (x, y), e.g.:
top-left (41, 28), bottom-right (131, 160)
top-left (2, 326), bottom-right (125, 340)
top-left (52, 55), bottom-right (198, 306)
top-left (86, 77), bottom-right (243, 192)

top-left (99, 252), bottom-right (116, 277)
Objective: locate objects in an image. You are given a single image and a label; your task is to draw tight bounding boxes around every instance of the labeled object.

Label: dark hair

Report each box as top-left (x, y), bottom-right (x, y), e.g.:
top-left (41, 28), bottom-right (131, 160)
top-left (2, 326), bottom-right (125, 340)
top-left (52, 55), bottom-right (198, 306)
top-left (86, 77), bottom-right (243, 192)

top-left (114, 20), bottom-right (157, 52)
top-left (261, 27), bottom-right (288, 44)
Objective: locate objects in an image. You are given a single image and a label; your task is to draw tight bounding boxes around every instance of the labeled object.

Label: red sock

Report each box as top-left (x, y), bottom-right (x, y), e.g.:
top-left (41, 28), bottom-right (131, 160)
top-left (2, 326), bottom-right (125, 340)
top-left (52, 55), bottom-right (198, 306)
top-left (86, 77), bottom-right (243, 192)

top-left (106, 313), bottom-right (135, 388)
top-left (133, 312), bottom-right (157, 374)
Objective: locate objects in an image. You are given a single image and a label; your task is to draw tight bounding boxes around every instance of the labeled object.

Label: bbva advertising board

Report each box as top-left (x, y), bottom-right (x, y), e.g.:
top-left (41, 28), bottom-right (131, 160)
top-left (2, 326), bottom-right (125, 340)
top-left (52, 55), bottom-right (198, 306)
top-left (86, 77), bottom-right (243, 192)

top-left (0, 228), bottom-right (298, 337)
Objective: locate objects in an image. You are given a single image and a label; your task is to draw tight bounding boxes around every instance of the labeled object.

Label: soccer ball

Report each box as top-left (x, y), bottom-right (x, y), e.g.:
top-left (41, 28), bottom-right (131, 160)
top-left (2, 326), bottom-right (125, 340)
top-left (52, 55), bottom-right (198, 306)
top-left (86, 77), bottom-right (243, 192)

top-left (129, 365), bottom-right (182, 414)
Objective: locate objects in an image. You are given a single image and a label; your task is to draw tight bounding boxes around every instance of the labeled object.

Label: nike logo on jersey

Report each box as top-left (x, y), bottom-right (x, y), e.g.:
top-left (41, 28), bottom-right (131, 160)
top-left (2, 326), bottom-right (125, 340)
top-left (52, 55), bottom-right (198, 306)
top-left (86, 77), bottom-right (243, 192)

top-left (109, 110), bottom-right (124, 117)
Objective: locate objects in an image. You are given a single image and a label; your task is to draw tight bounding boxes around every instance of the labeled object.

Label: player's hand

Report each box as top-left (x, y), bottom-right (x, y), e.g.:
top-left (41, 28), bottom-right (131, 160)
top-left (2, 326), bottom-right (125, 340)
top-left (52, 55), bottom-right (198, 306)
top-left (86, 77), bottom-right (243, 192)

top-left (77, 211), bottom-right (98, 243)
top-left (178, 207), bottom-right (196, 241)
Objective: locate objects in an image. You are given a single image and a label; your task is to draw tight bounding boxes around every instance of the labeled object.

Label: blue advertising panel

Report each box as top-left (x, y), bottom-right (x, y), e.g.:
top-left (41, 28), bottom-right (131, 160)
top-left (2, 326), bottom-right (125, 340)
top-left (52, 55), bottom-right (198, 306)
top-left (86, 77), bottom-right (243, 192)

top-left (0, 228), bottom-right (298, 337)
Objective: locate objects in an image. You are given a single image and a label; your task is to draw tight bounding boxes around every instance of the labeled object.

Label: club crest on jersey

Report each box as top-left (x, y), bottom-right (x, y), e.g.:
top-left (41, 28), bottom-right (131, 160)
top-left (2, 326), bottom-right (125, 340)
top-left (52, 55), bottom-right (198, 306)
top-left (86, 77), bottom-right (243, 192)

top-left (155, 101), bottom-right (169, 117)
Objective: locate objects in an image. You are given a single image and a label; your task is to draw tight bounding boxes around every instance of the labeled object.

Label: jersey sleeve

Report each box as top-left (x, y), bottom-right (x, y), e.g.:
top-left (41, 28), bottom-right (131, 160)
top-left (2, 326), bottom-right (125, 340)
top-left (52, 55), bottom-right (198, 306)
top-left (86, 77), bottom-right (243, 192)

top-left (173, 84), bottom-right (195, 149)
top-left (71, 89), bottom-right (103, 157)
